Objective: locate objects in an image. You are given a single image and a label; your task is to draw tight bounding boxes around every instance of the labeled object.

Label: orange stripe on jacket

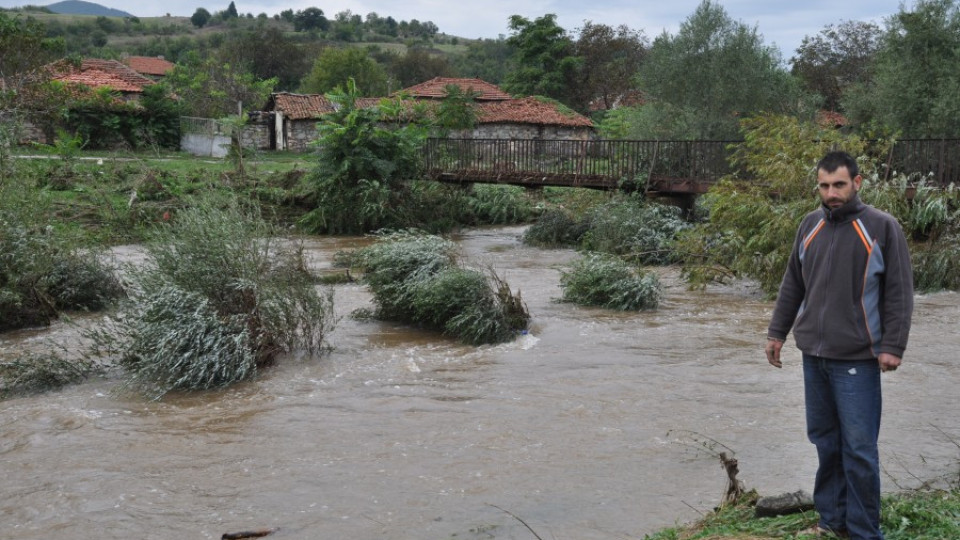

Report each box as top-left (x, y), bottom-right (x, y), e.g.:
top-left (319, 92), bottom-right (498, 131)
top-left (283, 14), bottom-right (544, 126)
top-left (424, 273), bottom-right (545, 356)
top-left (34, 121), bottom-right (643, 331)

top-left (803, 220), bottom-right (826, 250)
top-left (852, 221), bottom-right (873, 254)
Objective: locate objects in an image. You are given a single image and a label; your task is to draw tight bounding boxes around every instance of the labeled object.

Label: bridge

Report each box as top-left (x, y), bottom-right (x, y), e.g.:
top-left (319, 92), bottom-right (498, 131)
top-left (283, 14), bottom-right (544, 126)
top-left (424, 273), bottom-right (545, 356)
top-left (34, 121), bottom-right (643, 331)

top-left (423, 138), bottom-right (960, 195)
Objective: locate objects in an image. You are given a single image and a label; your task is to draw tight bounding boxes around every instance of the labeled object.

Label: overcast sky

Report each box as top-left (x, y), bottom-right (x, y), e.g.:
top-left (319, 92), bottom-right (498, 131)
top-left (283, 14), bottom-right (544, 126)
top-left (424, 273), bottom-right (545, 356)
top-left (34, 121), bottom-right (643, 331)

top-left (6, 0), bottom-right (911, 60)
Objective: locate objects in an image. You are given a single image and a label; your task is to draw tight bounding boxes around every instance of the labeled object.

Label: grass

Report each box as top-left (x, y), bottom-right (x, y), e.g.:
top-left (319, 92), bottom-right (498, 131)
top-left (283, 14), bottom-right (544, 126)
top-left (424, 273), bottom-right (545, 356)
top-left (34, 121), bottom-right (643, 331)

top-left (643, 489), bottom-right (960, 539)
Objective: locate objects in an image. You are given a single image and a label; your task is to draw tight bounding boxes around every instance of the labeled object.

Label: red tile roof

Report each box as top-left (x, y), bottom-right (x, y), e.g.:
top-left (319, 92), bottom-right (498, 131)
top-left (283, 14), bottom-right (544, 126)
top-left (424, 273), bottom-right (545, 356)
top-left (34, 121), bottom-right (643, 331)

top-left (123, 56), bottom-right (175, 76)
top-left (266, 92), bottom-right (336, 120)
top-left (476, 97), bottom-right (593, 128)
top-left (264, 87), bottom-right (593, 129)
top-left (48, 58), bottom-right (156, 93)
top-left (816, 110), bottom-right (849, 128)
top-left (398, 77), bottom-right (512, 101)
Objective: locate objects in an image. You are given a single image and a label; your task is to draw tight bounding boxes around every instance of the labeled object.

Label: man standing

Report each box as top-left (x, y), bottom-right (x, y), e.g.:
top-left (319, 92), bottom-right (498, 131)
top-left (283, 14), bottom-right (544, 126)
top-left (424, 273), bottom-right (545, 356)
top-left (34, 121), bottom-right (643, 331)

top-left (765, 151), bottom-right (913, 539)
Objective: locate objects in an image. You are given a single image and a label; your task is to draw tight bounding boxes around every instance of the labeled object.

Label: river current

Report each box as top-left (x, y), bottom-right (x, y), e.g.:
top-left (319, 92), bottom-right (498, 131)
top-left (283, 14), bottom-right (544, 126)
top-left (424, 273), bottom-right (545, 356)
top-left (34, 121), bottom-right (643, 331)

top-left (1, 226), bottom-right (957, 540)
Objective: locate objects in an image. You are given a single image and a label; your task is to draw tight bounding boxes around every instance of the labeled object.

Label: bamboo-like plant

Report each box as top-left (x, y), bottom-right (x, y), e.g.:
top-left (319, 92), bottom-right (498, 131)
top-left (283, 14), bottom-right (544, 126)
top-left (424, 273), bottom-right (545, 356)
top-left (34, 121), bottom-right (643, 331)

top-left (558, 253), bottom-right (661, 311)
top-left (87, 198), bottom-right (334, 398)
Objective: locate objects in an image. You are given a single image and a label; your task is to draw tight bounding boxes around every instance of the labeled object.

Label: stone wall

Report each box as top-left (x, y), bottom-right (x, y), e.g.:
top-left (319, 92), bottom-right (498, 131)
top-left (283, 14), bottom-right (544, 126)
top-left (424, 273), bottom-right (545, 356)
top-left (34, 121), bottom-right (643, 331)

top-left (285, 119), bottom-right (321, 152)
top-left (450, 123), bottom-right (593, 141)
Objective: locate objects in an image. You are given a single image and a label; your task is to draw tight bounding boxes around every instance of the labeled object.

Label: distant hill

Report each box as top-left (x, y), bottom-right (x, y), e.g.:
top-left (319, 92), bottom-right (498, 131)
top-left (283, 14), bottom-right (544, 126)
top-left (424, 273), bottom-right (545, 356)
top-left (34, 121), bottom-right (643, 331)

top-left (44, 0), bottom-right (133, 17)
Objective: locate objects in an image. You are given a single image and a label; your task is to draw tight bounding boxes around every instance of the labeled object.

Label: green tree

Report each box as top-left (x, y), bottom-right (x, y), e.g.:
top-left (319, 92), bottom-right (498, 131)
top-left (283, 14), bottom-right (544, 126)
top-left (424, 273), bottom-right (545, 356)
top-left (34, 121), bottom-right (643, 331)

top-left (300, 80), bottom-right (427, 234)
top-left (167, 51), bottom-right (276, 118)
top-left (225, 1), bottom-right (238, 19)
top-left (636, 0), bottom-right (807, 139)
top-left (190, 7), bottom-right (211, 28)
top-left (294, 7), bottom-right (328, 32)
top-left (502, 14), bottom-right (580, 106)
top-left (298, 47), bottom-right (389, 96)
top-left (387, 47), bottom-right (454, 89)
top-left (0, 13), bottom-right (66, 101)
top-left (434, 85), bottom-right (479, 131)
top-left (791, 20), bottom-right (882, 112)
top-left (574, 21), bottom-right (646, 111)
top-left (843, 0), bottom-right (960, 137)
top-left (219, 27), bottom-right (311, 91)
top-left (450, 37), bottom-right (516, 84)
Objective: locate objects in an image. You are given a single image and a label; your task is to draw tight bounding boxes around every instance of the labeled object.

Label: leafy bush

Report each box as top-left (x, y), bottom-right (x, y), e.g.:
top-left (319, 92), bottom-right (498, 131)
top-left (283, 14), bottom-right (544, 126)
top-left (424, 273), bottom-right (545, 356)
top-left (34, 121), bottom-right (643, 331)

top-left (87, 199), bottom-right (334, 398)
top-left (522, 208), bottom-right (586, 248)
top-left (0, 187), bottom-right (122, 332)
top-left (558, 253), bottom-right (661, 310)
top-left (466, 184), bottom-right (535, 225)
top-left (348, 231), bottom-right (530, 344)
top-left (0, 352), bottom-right (96, 398)
top-left (579, 199), bottom-right (689, 264)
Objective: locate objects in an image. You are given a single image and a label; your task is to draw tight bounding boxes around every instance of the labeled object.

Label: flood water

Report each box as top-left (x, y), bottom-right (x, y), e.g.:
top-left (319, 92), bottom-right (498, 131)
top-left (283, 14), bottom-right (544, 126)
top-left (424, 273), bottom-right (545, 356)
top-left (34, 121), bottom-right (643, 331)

top-left (1, 226), bottom-right (958, 540)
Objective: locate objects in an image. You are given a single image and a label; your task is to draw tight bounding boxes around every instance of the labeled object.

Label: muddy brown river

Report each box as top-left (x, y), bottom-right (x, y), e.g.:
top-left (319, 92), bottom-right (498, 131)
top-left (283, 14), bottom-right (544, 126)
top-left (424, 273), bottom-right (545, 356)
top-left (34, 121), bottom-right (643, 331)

top-left (1, 226), bottom-right (958, 540)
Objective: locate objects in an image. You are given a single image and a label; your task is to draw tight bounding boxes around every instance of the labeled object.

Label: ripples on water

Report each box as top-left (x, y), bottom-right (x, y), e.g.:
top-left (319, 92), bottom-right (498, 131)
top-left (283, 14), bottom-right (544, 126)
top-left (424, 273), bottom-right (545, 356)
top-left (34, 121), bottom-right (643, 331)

top-left (1, 226), bottom-right (958, 540)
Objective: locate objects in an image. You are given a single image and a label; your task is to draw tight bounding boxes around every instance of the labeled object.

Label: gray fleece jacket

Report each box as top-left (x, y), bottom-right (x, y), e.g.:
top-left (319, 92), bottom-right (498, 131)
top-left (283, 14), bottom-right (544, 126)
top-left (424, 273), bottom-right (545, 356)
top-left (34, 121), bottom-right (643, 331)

top-left (767, 194), bottom-right (914, 360)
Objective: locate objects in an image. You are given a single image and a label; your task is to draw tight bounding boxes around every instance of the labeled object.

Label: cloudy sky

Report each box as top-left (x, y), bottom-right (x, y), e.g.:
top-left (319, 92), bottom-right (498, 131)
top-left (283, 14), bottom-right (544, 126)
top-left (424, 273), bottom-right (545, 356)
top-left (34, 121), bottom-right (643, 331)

top-left (7, 0), bottom-right (910, 60)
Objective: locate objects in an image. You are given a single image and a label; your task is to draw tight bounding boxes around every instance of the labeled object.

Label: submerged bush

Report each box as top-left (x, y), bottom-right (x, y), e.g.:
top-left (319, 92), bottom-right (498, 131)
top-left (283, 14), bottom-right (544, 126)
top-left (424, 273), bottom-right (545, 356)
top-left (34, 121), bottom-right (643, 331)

top-left (87, 200), bottom-right (334, 398)
top-left (0, 352), bottom-right (97, 398)
top-left (348, 231), bottom-right (530, 345)
top-left (580, 200), bottom-right (689, 265)
top-left (0, 186), bottom-right (123, 332)
top-left (522, 198), bottom-right (688, 261)
top-left (522, 208), bottom-right (587, 248)
top-left (466, 184), bottom-right (535, 225)
top-left (559, 253), bottom-right (661, 310)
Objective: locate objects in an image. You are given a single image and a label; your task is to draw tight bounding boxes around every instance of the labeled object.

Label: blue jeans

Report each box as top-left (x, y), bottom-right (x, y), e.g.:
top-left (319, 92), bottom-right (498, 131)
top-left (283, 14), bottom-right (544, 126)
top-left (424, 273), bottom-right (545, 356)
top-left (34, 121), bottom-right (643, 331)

top-left (803, 354), bottom-right (884, 540)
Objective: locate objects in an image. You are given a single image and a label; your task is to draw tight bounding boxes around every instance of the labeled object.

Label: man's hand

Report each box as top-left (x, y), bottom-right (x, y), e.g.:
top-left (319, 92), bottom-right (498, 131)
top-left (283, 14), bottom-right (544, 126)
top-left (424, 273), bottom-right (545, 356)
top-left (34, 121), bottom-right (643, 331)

top-left (878, 353), bottom-right (901, 373)
top-left (765, 338), bottom-right (784, 368)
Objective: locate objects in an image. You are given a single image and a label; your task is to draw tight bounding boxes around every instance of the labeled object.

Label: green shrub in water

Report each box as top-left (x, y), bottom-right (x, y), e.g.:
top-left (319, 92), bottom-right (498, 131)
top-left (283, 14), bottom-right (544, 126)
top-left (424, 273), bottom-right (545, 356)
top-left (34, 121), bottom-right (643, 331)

top-left (349, 231), bottom-right (530, 344)
top-left (466, 184), bottom-right (535, 225)
top-left (559, 253), bottom-right (661, 311)
top-left (0, 352), bottom-right (97, 399)
top-left (0, 186), bottom-right (123, 332)
top-left (522, 208), bottom-right (587, 248)
top-left (87, 199), bottom-right (334, 398)
top-left (579, 200), bottom-right (689, 265)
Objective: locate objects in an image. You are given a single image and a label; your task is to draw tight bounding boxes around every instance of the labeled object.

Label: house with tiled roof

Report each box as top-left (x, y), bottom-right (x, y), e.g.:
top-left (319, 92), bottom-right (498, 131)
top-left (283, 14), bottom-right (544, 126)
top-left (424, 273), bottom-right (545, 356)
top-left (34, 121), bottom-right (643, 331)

top-left (48, 58), bottom-right (157, 99)
top-left (256, 78), bottom-right (593, 152)
top-left (122, 56), bottom-right (175, 80)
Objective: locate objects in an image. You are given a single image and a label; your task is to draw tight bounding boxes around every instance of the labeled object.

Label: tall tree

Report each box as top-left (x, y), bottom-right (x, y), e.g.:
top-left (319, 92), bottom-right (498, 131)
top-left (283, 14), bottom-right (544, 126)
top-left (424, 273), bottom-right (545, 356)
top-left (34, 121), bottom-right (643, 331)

top-left (220, 27), bottom-right (311, 90)
top-left (298, 47), bottom-right (389, 96)
top-left (190, 8), bottom-right (211, 28)
top-left (636, 0), bottom-right (806, 139)
top-left (387, 48), bottom-right (454, 89)
top-left (450, 38), bottom-right (516, 84)
top-left (574, 22), bottom-right (646, 111)
top-left (843, 0), bottom-right (960, 137)
top-left (167, 51), bottom-right (276, 117)
top-left (791, 20), bottom-right (882, 111)
top-left (225, 1), bottom-right (239, 19)
top-left (502, 14), bottom-right (579, 106)
top-left (294, 7), bottom-right (328, 32)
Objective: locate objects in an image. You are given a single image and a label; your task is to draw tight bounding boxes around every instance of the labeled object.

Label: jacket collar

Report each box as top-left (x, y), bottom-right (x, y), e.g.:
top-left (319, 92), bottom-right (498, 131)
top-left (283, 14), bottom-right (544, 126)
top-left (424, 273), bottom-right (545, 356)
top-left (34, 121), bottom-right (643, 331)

top-left (821, 193), bottom-right (866, 223)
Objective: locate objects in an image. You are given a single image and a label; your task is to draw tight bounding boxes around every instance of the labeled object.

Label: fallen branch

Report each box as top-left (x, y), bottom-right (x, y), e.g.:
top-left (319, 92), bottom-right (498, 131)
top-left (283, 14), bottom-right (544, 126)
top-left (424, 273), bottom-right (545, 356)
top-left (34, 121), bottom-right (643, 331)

top-left (487, 504), bottom-right (544, 540)
top-left (221, 528), bottom-right (278, 540)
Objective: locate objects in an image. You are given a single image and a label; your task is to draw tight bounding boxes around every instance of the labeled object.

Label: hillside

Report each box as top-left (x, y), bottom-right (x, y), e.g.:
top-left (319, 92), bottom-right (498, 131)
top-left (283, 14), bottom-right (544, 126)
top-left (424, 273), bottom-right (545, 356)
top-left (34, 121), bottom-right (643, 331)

top-left (44, 0), bottom-right (132, 17)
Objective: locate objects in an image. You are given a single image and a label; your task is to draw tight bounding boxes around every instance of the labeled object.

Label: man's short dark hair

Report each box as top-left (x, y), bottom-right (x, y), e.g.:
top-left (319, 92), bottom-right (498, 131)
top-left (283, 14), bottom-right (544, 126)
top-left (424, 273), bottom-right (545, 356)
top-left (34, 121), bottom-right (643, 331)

top-left (817, 151), bottom-right (859, 179)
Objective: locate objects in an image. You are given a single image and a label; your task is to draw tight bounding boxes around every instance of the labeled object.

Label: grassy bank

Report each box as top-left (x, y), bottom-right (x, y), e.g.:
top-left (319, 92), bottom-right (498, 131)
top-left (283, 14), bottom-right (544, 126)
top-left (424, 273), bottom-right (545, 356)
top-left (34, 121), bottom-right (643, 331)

top-left (644, 489), bottom-right (960, 539)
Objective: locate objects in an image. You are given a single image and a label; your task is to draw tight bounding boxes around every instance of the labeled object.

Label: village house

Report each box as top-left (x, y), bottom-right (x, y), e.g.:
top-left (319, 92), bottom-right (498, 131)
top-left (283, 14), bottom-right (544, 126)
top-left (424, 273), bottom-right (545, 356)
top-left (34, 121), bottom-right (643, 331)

top-left (255, 77), bottom-right (595, 152)
top-left (121, 56), bottom-right (176, 81)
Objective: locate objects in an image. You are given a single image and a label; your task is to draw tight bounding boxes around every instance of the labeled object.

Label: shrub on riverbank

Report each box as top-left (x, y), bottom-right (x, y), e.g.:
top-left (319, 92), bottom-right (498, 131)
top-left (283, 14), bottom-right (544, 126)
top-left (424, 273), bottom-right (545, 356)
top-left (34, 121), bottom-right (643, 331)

top-left (559, 253), bottom-right (662, 310)
top-left (86, 199), bottom-right (334, 398)
top-left (522, 197), bottom-right (689, 265)
top-left (345, 231), bottom-right (530, 345)
top-left (0, 184), bottom-right (123, 332)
